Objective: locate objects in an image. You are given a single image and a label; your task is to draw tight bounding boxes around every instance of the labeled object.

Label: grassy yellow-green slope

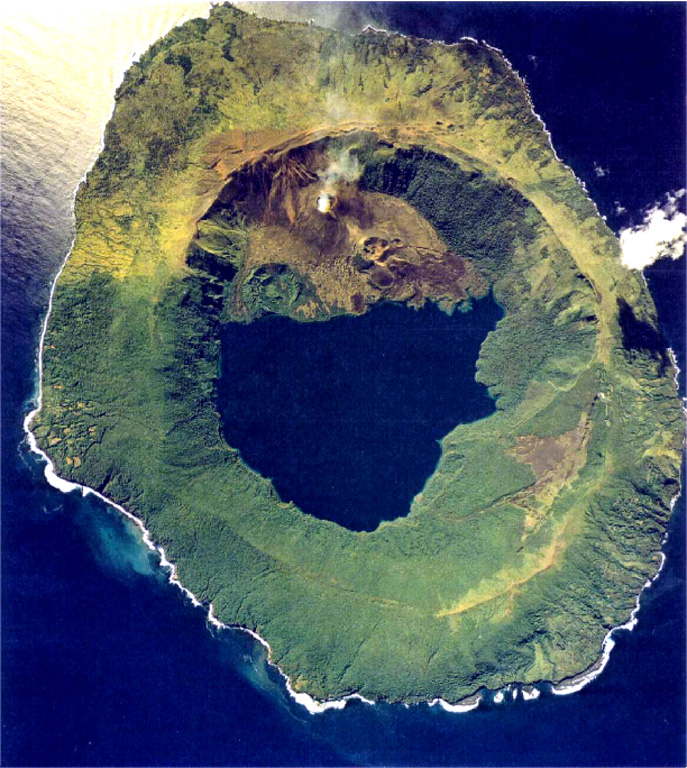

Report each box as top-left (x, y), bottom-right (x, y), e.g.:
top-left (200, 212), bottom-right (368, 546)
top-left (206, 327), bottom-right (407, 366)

top-left (32, 5), bottom-right (684, 703)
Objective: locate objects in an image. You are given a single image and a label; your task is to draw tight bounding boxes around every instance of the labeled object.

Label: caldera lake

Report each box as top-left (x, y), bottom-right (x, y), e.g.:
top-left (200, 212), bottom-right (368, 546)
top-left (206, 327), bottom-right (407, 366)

top-left (217, 295), bottom-right (503, 531)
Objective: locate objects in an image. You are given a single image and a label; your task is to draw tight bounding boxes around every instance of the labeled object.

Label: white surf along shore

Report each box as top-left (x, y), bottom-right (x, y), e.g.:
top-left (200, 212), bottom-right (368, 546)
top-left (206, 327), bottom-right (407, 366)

top-left (22, 13), bottom-right (683, 717)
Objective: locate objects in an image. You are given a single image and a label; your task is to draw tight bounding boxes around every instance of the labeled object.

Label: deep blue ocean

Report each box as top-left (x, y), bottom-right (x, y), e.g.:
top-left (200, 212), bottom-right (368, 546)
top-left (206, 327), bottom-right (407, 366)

top-left (2, 3), bottom-right (685, 766)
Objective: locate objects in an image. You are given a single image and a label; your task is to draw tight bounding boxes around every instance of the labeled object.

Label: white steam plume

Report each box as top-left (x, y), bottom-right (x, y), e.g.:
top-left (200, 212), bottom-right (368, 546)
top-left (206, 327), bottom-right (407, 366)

top-left (619, 190), bottom-right (686, 270)
top-left (316, 147), bottom-right (361, 213)
top-left (319, 147), bottom-right (361, 190)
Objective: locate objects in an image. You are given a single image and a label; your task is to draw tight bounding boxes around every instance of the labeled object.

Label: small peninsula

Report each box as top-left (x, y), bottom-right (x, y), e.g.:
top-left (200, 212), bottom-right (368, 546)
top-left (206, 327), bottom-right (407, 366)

top-left (31, 5), bottom-right (684, 705)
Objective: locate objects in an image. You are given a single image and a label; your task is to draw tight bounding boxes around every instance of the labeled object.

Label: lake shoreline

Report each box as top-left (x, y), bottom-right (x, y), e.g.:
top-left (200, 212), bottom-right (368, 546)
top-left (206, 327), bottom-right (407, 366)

top-left (24, 302), bottom-right (678, 713)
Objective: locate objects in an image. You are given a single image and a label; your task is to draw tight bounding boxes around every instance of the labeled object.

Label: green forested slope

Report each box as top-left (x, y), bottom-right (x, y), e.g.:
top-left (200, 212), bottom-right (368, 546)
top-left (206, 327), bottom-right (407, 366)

top-left (31, 4), bottom-right (684, 703)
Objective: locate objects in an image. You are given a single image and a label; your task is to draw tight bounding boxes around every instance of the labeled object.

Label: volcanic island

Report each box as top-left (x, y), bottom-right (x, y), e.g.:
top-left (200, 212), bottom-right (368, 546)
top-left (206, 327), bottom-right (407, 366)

top-left (30, 5), bottom-right (684, 707)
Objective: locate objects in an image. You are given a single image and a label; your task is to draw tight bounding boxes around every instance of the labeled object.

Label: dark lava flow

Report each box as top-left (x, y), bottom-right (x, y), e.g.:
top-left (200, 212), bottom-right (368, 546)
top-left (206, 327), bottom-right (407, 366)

top-left (217, 297), bottom-right (503, 531)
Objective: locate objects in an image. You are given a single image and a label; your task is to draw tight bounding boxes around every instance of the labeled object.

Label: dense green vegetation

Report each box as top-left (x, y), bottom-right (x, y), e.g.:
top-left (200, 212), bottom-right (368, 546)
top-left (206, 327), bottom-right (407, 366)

top-left (359, 147), bottom-right (598, 412)
top-left (32, 5), bottom-right (684, 705)
top-left (360, 147), bottom-right (536, 271)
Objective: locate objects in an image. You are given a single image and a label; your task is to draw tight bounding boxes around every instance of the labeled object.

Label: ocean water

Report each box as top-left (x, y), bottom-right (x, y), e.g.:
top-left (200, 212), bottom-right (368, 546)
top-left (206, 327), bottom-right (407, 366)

top-left (218, 298), bottom-right (502, 530)
top-left (2, 3), bottom-right (685, 766)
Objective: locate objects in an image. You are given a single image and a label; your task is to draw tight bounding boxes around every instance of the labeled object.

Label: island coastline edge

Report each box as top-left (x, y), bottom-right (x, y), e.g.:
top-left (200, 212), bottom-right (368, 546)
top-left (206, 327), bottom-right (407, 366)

top-left (20, 8), bottom-right (684, 716)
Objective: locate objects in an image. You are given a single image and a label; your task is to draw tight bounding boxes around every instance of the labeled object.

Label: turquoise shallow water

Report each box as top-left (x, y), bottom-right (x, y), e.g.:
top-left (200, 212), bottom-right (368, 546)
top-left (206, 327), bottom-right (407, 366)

top-left (2, 3), bottom-right (685, 765)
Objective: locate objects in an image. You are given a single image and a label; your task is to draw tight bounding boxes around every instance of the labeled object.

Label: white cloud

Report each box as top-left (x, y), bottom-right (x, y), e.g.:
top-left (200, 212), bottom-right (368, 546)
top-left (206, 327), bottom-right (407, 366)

top-left (593, 162), bottom-right (609, 178)
top-left (614, 202), bottom-right (627, 215)
top-left (619, 190), bottom-right (686, 270)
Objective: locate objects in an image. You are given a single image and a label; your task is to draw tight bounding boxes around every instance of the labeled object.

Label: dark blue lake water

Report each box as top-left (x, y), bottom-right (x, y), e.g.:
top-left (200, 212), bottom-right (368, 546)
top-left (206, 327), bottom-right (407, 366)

top-left (3, 3), bottom-right (685, 766)
top-left (218, 298), bottom-right (501, 530)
